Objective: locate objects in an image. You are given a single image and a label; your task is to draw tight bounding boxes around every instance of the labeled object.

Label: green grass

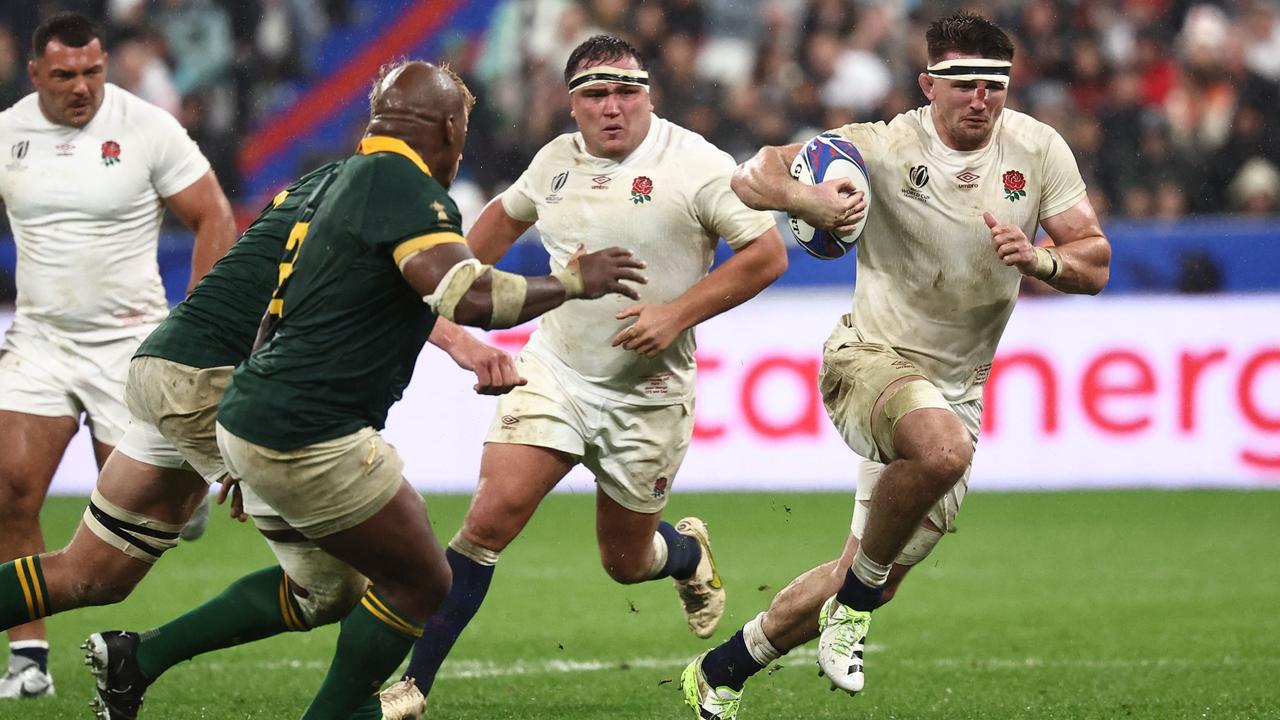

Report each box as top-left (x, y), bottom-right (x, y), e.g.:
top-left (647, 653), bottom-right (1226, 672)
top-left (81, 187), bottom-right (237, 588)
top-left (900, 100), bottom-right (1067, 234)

top-left (14, 490), bottom-right (1280, 719)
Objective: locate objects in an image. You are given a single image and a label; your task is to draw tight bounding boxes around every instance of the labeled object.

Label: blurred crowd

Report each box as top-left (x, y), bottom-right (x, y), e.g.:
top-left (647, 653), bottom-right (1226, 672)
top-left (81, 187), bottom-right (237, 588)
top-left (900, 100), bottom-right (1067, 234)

top-left (1, 0), bottom-right (352, 201)
top-left (2, 0), bottom-right (1279, 220)
top-left (460, 0), bottom-right (1280, 219)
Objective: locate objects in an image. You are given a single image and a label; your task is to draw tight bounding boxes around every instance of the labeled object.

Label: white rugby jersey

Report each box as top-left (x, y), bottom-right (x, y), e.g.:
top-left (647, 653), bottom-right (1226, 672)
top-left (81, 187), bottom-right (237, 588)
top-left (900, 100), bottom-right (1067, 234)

top-left (0, 83), bottom-right (210, 340)
top-left (502, 115), bottom-right (776, 405)
top-left (833, 106), bottom-right (1086, 402)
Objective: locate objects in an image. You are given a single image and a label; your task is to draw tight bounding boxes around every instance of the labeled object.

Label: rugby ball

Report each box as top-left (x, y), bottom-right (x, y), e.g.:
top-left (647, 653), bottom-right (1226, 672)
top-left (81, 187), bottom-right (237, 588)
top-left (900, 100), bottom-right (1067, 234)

top-left (787, 133), bottom-right (870, 259)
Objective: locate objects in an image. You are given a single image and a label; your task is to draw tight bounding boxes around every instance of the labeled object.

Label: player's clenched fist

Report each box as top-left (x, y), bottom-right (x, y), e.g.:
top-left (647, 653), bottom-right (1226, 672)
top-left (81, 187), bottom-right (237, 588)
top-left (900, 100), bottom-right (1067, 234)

top-left (984, 211), bottom-right (1035, 274)
top-left (563, 244), bottom-right (648, 300)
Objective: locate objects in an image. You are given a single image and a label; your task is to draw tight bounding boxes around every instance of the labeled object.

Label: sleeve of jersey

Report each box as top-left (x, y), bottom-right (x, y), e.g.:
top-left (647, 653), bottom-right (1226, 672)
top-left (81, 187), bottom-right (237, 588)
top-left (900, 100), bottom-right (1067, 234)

top-left (691, 149), bottom-right (777, 250)
top-left (1038, 129), bottom-right (1088, 221)
top-left (147, 107), bottom-right (213, 198)
top-left (499, 165), bottom-right (539, 223)
top-left (358, 162), bottom-right (466, 264)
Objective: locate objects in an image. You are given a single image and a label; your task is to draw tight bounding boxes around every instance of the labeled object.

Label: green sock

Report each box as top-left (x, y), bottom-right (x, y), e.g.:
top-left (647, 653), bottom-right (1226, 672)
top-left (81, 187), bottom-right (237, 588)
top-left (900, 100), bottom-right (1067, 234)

top-left (135, 566), bottom-right (305, 680)
top-left (0, 556), bottom-right (50, 631)
top-left (301, 588), bottom-right (422, 720)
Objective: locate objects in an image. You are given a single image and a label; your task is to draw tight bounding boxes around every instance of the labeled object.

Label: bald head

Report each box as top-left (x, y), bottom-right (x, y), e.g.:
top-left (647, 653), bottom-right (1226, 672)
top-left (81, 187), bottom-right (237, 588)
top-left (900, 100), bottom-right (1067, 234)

top-left (365, 60), bottom-right (474, 187)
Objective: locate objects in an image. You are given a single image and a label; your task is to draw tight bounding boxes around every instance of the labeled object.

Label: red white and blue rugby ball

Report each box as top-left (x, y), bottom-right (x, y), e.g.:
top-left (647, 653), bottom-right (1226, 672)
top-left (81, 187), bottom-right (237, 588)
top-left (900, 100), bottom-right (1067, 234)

top-left (788, 133), bottom-right (870, 259)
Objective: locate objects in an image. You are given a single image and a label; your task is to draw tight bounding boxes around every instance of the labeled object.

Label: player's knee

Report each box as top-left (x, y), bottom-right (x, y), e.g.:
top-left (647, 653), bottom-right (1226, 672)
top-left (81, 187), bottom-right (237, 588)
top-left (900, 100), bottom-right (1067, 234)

top-left (402, 558), bottom-right (452, 619)
top-left (601, 554), bottom-right (649, 585)
top-left (293, 569), bottom-right (369, 628)
top-left (0, 473), bottom-right (44, 520)
top-left (916, 433), bottom-right (972, 488)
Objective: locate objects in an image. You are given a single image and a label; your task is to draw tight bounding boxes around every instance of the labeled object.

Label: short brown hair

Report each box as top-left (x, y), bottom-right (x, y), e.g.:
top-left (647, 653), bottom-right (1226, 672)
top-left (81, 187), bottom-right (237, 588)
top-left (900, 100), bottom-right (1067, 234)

top-left (563, 35), bottom-right (646, 83)
top-left (32, 12), bottom-right (101, 58)
top-left (925, 11), bottom-right (1014, 64)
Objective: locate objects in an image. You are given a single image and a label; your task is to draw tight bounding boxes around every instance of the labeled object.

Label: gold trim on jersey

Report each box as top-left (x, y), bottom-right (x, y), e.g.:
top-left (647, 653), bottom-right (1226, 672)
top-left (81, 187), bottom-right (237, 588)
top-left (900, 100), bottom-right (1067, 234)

top-left (357, 136), bottom-right (434, 176)
top-left (392, 232), bottom-right (465, 266)
top-left (272, 189), bottom-right (290, 207)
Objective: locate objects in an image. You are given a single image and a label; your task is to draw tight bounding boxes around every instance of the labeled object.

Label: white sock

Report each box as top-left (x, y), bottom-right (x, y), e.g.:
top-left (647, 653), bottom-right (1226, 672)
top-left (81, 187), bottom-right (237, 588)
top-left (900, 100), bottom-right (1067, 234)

top-left (644, 531), bottom-right (669, 580)
top-left (9, 640), bottom-right (49, 651)
top-left (743, 612), bottom-right (783, 665)
top-left (851, 548), bottom-right (891, 588)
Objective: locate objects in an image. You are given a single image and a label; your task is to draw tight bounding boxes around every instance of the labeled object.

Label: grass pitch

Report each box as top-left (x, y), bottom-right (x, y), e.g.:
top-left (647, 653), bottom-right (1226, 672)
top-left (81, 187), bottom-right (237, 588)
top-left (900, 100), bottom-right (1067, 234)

top-left (16, 490), bottom-right (1280, 719)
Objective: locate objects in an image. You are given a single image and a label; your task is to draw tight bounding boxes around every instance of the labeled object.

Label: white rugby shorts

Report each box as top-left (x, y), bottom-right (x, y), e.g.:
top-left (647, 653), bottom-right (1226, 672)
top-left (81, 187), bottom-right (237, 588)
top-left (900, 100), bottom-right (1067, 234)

top-left (0, 319), bottom-right (149, 446)
top-left (484, 349), bottom-right (694, 514)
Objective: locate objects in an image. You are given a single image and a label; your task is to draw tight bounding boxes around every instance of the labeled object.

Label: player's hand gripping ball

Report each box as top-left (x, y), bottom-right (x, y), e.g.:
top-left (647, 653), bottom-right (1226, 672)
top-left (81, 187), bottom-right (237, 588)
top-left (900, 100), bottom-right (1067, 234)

top-left (787, 133), bottom-right (870, 259)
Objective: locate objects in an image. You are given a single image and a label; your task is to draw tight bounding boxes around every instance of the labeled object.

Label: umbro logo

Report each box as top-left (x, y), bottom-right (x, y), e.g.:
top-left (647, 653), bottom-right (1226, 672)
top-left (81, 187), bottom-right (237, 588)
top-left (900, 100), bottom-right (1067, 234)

top-left (956, 170), bottom-right (980, 189)
top-left (591, 174), bottom-right (611, 190)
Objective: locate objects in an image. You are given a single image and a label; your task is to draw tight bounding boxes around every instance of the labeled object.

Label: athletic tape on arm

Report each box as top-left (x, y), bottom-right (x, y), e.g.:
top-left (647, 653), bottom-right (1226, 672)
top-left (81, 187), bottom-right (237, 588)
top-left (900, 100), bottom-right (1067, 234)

top-left (424, 259), bottom-right (485, 320)
top-left (423, 258), bottom-right (536, 328)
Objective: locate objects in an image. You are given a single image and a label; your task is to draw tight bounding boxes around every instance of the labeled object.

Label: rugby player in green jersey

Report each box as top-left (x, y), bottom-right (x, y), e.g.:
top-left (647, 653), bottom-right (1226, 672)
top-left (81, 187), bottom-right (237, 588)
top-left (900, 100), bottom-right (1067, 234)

top-left (66, 60), bottom-right (640, 720)
top-left (0, 167), bottom-right (521, 718)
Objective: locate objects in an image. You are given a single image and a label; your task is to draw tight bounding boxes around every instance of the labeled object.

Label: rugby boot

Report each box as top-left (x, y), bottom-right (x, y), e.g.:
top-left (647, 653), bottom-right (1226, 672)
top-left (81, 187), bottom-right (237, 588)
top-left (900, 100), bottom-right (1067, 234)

top-left (672, 517), bottom-right (726, 638)
top-left (816, 595), bottom-right (868, 694)
top-left (84, 631), bottom-right (149, 720)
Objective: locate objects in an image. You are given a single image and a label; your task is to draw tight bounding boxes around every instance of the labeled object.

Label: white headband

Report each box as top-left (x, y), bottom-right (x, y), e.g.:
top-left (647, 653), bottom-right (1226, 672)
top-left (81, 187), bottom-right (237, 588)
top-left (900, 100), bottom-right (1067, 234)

top-left (927, 58), bottom-right (1011, 85)
top-left (567, 66), bottom-right (650, 93)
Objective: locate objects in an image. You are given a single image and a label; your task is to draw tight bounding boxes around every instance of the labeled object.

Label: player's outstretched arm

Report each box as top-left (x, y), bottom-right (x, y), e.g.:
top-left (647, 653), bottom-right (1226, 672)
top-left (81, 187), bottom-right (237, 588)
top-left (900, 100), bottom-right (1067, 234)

top-left (986, 196), bottom-right (1110, 295)
top-left (163, 170), bottom-right (236, 294)
top-left (466, 197), bottom-right (534, 265)
top-left (399, 242), bottom-right (646, 330)
top-left (732, 143), bottom-right (865, 234)
top-left (613, 227), bottom-right (787, 358)
top-left (427, 318), bottom-right (526, 395)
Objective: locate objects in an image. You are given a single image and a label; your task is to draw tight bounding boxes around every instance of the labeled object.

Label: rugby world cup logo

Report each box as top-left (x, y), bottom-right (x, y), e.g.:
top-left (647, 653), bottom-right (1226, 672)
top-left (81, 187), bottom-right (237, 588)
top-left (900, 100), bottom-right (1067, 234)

top-left (551, 171), bottom-right (568, 194)
top-left (11, 141), bottom-right (28, 160)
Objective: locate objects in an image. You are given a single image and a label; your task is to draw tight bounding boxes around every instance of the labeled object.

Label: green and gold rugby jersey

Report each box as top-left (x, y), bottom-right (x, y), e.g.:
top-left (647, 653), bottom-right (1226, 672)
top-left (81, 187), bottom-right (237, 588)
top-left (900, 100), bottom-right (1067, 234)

top-left (217, 136), bottom-right (466, 451)
top-left (135, 162), bottom-right (342, 369)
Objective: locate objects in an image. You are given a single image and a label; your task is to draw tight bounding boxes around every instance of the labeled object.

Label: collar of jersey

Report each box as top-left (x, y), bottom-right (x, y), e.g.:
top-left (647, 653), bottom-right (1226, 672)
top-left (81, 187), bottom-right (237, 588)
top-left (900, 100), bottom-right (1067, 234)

top-left (357, 136), bottom-right (433, 176)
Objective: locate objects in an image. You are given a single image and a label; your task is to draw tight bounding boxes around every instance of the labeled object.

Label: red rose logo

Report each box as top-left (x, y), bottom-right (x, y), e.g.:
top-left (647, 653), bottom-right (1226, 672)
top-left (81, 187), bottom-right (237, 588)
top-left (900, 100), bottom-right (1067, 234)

top-left (1002, 169), bottom-right (1026, 201)
top-left (630, 176), bottom-right (654, 204)
top-left (101, 140), bottom-right (121, 166)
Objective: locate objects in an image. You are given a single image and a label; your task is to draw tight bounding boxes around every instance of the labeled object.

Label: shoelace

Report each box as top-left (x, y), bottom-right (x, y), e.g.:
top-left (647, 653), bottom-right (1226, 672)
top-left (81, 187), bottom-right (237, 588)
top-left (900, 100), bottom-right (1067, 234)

top-left (829, 611), bottom-right (868, 658)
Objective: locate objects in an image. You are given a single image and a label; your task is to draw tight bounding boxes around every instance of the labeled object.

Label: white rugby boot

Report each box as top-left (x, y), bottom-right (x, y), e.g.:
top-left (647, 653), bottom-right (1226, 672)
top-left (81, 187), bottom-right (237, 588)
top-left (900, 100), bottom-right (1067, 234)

top-left (0, 654), bottom-right (54, 699)
top-left (379, 678), bottom-right (426, 720)
top-left (816, 595), bottom-right (869, 694)
top-left (672, 517), bottom-right (726, 638)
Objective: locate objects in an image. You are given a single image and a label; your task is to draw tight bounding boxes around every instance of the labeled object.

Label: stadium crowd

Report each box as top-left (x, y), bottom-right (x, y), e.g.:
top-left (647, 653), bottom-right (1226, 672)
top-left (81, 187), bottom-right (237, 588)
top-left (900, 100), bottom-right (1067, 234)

top-left (2, 0), bottom-right (1279, 218)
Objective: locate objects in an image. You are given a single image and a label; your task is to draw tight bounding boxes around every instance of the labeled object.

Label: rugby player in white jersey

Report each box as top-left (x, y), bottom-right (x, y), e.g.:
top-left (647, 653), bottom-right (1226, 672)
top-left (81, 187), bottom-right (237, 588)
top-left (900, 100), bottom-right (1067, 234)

top-left (681, 11), bottom-right (1113, 718)
top-left (0, 12), bottom-right (234, 699)
top-left (401, 34), bottom-right (790, 698)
